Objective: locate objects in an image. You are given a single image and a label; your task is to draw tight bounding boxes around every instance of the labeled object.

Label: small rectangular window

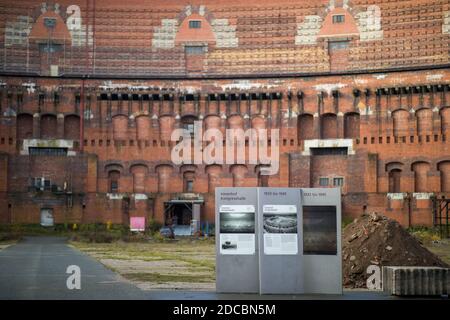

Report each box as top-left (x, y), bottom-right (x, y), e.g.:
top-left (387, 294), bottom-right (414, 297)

top-left (185, 46), bottom-right (205, 55)
top-left (332, 15), bottom-right (345, 24)
top-left (29, 147), bottom-right (68, 156)
top-left (183, 123), bottom-right (195, 136)
top-left (319, 177), bottom-right (329, 187)
top-left (110, 181), bottom-right (118, 193)
top-left (189, 20), bottom-right (201, 29)
top-left (186, 180), bottom-right (194, 192)
top-left (44, 17), bottom-right (57, 28)
top-left (311, 147), bottom-right (348, 156)
top-left (44, 179), bottom-right (51, 191)
top-left (32, 178), bottom-right (42, 190)
top-left (329, 41), bottom-right (349, 51)
top-left (333, 177), bottom-right (344, 187)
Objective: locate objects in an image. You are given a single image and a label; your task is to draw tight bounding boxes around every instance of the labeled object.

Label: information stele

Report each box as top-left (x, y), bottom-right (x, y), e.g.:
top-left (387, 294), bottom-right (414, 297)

top-left (215, 187), bottom-right (342, 295)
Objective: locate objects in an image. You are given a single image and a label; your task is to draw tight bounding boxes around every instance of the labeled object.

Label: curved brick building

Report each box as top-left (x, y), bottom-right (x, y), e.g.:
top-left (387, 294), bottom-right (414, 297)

top-left (0, 0), bottom-right (449, 229)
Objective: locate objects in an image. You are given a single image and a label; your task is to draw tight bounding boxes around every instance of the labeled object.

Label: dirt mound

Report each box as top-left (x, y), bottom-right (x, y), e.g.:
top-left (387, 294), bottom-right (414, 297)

top-left (342, 212), bottom-right (448, 288)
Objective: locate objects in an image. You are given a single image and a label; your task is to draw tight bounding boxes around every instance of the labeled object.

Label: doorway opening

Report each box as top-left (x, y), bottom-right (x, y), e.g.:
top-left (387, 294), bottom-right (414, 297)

top-left (40, 208), bottom-right (54, 227)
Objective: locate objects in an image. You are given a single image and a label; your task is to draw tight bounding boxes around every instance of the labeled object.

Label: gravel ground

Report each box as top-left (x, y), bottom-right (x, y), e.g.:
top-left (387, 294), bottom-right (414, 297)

top-left (71, 238), bottom-right (216, 291)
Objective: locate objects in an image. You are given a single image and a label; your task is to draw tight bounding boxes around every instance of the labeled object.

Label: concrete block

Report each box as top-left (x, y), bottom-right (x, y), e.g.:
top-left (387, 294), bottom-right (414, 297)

top-left (383, 266), bottom-right (450, 296)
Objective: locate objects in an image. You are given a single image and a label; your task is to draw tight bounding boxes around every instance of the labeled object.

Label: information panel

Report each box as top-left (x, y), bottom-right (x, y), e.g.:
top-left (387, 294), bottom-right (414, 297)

top-left (215, 187), bottom-right (342, 295)
top-left (219, 205), bottom-right (255, 255)
top-left (301, 188), bottom-right (342, 295)
top-left (215, 188), bottom-right (259, 293)
top-left (263, 205), bottom-right (298, 255)
top-left (257, 188), bottom-right (303, 294)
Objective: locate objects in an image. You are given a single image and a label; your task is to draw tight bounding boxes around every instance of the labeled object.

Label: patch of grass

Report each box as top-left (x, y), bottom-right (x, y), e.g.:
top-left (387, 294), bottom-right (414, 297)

top-left (122, 272), bottom-right (214, 283)
top-left (407, 226), bottom-right (442, 243)
top-left (423, 239), bottom-right (450, 266)
top-left (342, 216), bottom-right (355, 228)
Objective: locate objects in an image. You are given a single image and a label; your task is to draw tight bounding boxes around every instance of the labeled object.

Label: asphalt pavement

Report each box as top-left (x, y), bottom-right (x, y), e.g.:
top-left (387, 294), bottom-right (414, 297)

top-left (0, 236), bottom-right (400, 300)
top-left (0, 236), bottom-right (146, 299)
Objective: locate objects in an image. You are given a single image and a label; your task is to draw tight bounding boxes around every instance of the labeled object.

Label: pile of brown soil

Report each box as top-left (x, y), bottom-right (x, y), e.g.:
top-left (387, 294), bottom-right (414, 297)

top-left (342, 212), bottom-right (448, 288)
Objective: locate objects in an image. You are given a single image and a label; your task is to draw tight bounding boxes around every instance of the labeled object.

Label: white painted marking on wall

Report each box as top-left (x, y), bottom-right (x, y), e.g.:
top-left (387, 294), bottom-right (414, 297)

top-left (4, 15), bottom-right (32, 47)
top-left (443, 11), bottom-right (450, 34)
top-left (355, 5), bottom-right (383, 42)
top-left (211, 19), bottom-right (239, 48)
top-left (426, 74), bottom-right (443, 81)
top-left (152, 19), bottom-right (179, 49)
top-left (295, 15), bottom-right (322, 45)
top-left (313, 83), bottom-right (347, 95)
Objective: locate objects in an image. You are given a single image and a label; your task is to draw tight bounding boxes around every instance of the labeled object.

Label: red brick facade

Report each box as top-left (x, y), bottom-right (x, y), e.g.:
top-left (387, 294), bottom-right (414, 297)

top-left (0, 0), bottom-right (449, 228)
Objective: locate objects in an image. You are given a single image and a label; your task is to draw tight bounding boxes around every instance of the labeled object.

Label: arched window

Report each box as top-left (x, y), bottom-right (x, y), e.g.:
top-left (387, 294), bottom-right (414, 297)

top-left (412, 162), bottom-right (430, 192)
top-left (344, 112), bottom-right (360, 138)
top-left (392, 109), bottom-right (409, 137)
top-left (112, 115), bottom-right (128, 141)
top-left (321, 113), bottom-right (337, 139)
top-left (130, 164), bottom-right (148, 193)
top-left (388, 169), bottom-right (402, 193)
top-left (16, 114), bottom-right (33, 140)
top-left (181, 115), bottom-right (197, 136)
top-left (40, 114), bottom-right (57, 139)
top-left (108, 170), bottom-right (120, 193)
top-left (297, 114), bottom-right (314, 140)
top-left (156, 165), bottom-right (173, 193)
top-left (440, 107), bottom-right (450, 134)
top-left (64, 115), bottom-right (80, 140)
top-left (183, 171), bottom-right (195, 192)
top-left (438, 161), bottom-right (450, 192)
top-left (136, 115), bottom-right (151, 140)
top-left (416, 108), bottom-right (432, 136)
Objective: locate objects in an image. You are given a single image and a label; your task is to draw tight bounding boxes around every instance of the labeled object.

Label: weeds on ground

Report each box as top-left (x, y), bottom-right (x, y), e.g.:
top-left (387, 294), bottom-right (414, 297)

top-left (407, 226), bottom-right (442, 244)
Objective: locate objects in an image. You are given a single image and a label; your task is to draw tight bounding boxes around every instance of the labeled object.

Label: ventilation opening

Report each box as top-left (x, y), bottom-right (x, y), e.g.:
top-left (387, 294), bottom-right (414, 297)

top-left (310, 147), bottom-right (348, 156)
top-left (29, 147), bottom-right (68, 156)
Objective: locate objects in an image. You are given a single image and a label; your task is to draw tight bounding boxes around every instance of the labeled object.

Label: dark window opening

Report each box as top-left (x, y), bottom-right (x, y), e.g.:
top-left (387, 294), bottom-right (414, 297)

top-left (182, 117), bottom-right (197, 136)
top-left (38, 43), bottom-right (62, 53)
top-left (319, 177), bottom-right (329, 186)
top-left (185, 180), bottom-right (194, 193)
top-left (332, 15), bottom-right (345, 24)
top-left (29, 147), bottom-right (68, 156)
top-left (108, 170), bottom-right (120, 193)
top-left (311, 147), bottom-right (348, 156)
top-left (184, 123), bottom-right (195, 136)
top-left (185, 46), bottom-right (205, 55)
top-left (31, 177), bottom-right (52, 191)
top-left (44, 17), bottom-right (57, 28)
top-left (110, 181), bottom-right (118, 193)
top-left (166, 203), bottom-right (193, 226)
top-left (329, 40), bottom-right (349, 51)
top-left (333, 177), bottom-right (344, 187)
top-left (388, 169), bottom-right (401, 193)
top-left (189, 20), bottom-right (201, 29)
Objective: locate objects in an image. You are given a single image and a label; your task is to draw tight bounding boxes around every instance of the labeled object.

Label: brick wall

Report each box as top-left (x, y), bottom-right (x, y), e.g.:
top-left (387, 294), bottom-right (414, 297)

top-left (0, 53), bottom-right (449, 228)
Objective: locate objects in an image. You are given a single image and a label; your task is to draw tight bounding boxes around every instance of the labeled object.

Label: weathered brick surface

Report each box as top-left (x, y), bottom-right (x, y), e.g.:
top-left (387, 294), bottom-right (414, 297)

top-left (0, 0), bottom-right (449, 227)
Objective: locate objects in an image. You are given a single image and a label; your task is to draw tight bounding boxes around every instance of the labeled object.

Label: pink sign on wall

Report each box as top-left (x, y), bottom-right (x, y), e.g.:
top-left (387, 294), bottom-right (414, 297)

top-left (130, 217), bottom-right (146, 231)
